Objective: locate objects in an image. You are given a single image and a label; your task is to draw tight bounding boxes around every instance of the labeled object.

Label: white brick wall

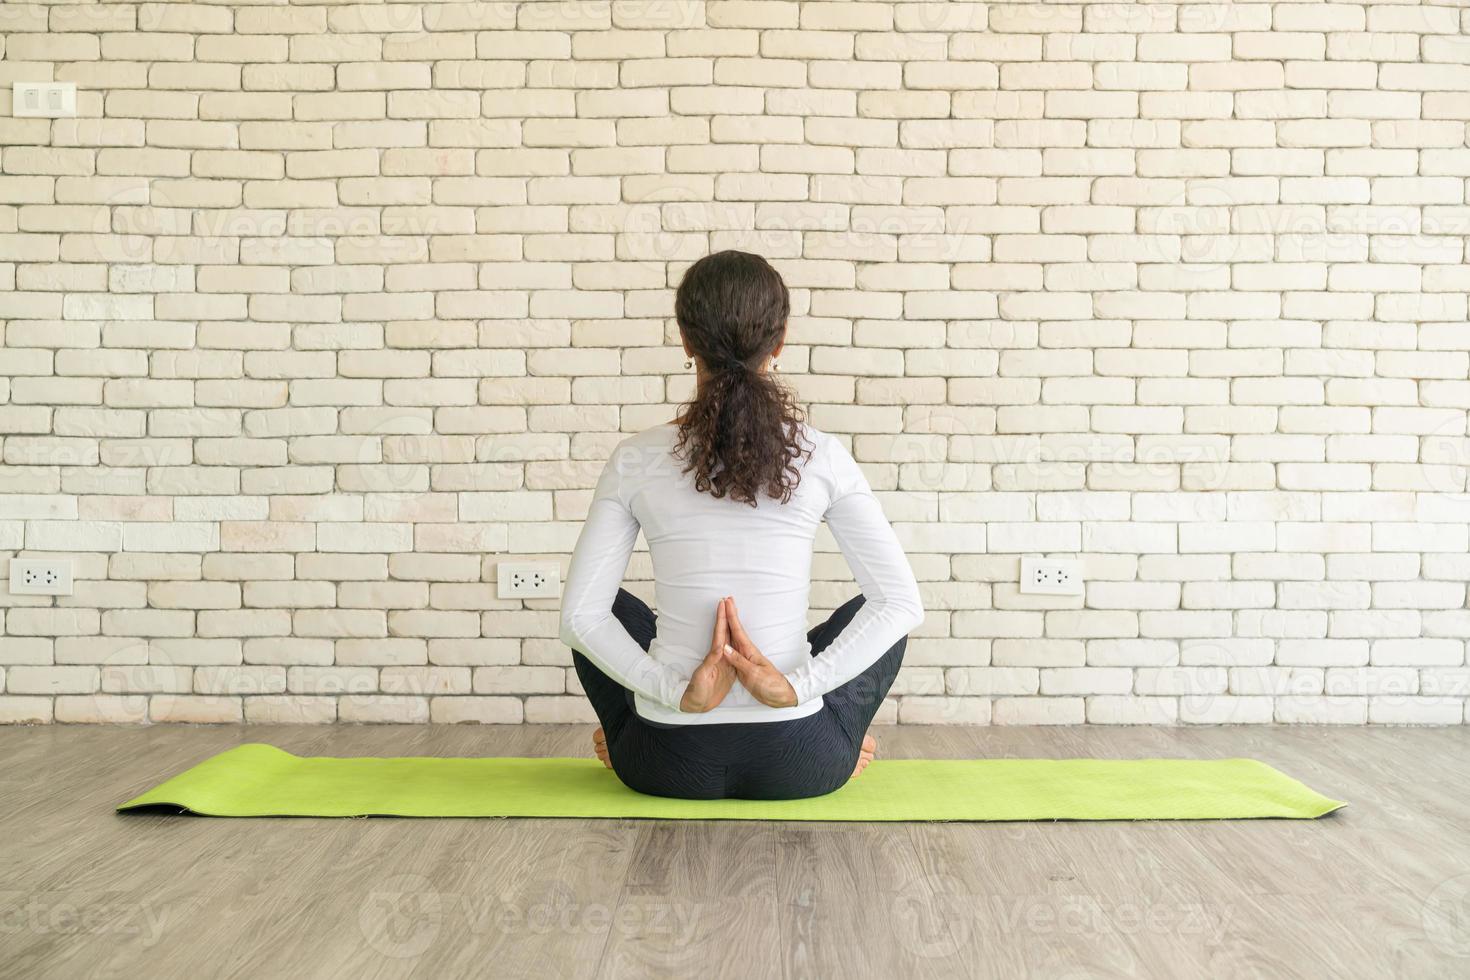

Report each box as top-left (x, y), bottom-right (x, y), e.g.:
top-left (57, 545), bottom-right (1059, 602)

top-left (2, 0), bottom-right (1468, 726)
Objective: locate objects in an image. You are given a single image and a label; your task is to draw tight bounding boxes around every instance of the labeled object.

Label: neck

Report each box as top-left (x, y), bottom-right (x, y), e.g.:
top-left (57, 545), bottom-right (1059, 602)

top-left (671, 357), bottom-right (771, 426)
top-left (694, 358), bottom-right (769, 391)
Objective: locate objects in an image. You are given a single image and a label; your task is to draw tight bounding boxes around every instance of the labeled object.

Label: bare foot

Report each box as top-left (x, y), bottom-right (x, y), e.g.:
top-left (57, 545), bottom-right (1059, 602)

top-left (592, 727), bottom-right (612, 769)
top-left (850, 733), bottom-right (877, 779)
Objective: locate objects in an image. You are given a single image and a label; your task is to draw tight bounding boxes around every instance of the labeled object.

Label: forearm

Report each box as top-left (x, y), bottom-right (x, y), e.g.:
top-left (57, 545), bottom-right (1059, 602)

top-left (559, 611), bottom-right (690, 710)
top-left (786, 589), bottom-right (923, 704)
top-left (788, 470), bottom-right (924, 704)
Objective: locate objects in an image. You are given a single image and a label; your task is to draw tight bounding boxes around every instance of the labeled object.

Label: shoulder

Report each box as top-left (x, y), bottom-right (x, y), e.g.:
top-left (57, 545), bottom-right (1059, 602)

top-left (600, 423), bottom-right (679, 489)
top-left (798, 422), bottom-right (848, 468)
top-left (794, 421), bottom-right (834, 458)
top-left (796, 423), bottom-right (870, 501)
top-left (618, 422), bottom-right (679, 452)
top-left (793, 423), bottom-right (855, 491)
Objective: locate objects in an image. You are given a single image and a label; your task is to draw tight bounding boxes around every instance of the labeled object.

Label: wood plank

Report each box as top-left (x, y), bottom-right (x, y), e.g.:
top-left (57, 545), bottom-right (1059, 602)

top-left (2, 724), bottom-right (1468, 979)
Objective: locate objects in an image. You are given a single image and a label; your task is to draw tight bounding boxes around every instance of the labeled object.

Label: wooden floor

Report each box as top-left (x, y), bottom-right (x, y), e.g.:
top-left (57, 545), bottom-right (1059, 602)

top-left (1, 724), bottom-right (1468, 979)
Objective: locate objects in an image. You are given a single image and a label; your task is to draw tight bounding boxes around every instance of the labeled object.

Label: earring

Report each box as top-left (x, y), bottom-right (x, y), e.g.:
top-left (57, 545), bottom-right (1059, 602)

top-left (771, 359), bottom-right (779, 372)
top-left (684, 358), bottom-right (693, 370)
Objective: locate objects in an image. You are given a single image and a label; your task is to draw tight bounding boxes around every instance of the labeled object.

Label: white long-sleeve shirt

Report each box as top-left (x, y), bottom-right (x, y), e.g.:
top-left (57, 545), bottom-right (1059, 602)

top-left (559, 421), bottom-right (925, 726)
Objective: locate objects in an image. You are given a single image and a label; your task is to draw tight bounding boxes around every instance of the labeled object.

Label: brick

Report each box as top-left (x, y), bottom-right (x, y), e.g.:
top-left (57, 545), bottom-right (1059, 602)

top-left (1, 0), bottom-right (1465, 732)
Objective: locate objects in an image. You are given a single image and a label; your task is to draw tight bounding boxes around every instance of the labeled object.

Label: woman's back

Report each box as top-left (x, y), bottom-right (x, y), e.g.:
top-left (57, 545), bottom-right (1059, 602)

top-left (616, 421), bottom-right (828, 719)
top-left (562, 418), bottom-right (923, 726)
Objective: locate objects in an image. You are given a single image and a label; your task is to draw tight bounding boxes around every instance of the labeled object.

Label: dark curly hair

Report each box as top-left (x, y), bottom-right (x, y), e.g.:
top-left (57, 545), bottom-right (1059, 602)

top-left (673, 250), bottom-right (810, 506)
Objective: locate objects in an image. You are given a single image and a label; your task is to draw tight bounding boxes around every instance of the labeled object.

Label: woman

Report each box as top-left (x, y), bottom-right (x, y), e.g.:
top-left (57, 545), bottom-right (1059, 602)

top-left (559, 250), bottom-right (925, 801)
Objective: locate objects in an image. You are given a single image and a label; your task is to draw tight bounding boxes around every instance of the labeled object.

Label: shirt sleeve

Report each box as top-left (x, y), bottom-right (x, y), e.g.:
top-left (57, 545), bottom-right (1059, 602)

top-left (785, 436), bottom-right (925, 705)
top-left (558, 449), bottom-right (691, 711)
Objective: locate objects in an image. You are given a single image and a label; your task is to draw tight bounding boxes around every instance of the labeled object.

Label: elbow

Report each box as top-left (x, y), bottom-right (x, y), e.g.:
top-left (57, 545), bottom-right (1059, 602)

top-left (904, 596), bottom-right (925, 635)
top-left (895, 584), bottom-right (925, 635)
top-left (558, 607), bottom-right (586, 653)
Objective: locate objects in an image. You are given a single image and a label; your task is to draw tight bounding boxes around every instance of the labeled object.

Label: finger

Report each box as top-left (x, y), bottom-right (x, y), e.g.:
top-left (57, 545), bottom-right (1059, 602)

top-left (722, 654), bottom-right (752, 682)
top-left (712, 596), bottom-right (729, 652)
top-left (707, 599), bottom-right (727, 655)
top-left (721, 643), bottom-right (758, 676)
top-left (725, 597), bottom-right (758, 654)
top-left (723, 641), bottom-right (762, 667)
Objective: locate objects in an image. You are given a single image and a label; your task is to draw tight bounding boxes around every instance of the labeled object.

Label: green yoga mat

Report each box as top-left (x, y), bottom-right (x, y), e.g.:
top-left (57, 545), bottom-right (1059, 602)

top-left (118, 744), bottom-right (1343, 821)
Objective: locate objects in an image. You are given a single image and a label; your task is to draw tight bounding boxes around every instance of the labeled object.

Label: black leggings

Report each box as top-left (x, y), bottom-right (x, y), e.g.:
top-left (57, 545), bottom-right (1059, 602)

top-left (571, 589), bottom-right (907, 801)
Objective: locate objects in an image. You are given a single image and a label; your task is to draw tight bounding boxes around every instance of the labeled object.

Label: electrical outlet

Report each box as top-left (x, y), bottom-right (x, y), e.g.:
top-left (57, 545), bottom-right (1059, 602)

top-left (1019, 557), bottom-right (1084, 596)
top-left (9, 558), bottom-right (74, 596)
top-left (496, 561), bottom-right (560, 599)
top-left (13, 82), bottom-right (77, 119)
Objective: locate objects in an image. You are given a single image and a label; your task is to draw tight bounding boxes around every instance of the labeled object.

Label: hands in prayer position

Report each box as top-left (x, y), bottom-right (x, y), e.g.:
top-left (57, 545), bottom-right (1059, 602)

top-left (719, 596), bottom-right (799, 708)
top-left (679, 595), bottom-right (798, 713)
top-left (677, 595), bottom-right (738, 713)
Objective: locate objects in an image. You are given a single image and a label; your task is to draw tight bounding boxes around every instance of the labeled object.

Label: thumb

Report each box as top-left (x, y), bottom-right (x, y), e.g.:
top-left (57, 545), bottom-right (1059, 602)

top-left (722, 644), bottom-right (755, 675)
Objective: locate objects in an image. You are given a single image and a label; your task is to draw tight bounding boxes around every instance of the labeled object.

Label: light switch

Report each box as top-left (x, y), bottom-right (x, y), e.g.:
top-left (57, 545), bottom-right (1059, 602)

top-left (12, 82), bottom-right (77, 118)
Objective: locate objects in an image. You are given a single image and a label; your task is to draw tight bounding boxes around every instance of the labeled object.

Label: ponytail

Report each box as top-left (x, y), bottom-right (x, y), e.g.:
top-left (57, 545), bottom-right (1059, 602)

top-left (672, 251), bottom-right (810, 506)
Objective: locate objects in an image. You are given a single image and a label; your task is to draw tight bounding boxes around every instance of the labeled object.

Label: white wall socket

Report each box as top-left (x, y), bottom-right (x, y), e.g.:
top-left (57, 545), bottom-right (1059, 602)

top-left (13, 82), bottom-right (77, 118)
top-left (9, 558), bottom-right (74, 596)
top-left (496, 561), bottom-right (560, 599)
top-left (1019, 557), bottom-right (1084, 596)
